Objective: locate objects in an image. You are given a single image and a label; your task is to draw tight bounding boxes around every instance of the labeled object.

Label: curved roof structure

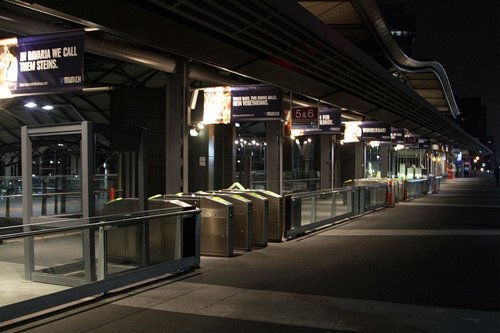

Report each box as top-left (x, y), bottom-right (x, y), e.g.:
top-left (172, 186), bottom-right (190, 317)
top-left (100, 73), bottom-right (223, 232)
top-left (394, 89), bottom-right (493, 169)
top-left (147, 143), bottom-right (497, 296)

top-left (0, 0), bottom-right (491, 154)
top-left (301, 0), bottom-right (460, 117)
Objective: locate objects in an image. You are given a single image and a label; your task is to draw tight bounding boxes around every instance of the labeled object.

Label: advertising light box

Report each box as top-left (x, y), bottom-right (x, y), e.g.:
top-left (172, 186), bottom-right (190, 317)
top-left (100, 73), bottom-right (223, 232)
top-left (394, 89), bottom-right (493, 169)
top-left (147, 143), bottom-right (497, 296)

top-left (203, 86), bottom-right (232, 124)
top-left (203, 84), bottom-right (282, 124)
top-left (343, 121), bottom-right (362, 143)
top-left (0, 30), bottom-right (85, 98)
top-left (230, 84), bottom-right (282, 122)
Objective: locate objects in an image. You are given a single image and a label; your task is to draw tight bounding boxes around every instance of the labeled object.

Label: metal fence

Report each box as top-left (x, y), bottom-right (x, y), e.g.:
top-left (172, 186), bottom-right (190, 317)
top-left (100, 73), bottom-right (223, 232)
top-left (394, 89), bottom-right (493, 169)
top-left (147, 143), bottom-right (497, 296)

top-left (0, 207), bottom-right (201, 325)
top-left (284, 182), bottom-right (388, 238)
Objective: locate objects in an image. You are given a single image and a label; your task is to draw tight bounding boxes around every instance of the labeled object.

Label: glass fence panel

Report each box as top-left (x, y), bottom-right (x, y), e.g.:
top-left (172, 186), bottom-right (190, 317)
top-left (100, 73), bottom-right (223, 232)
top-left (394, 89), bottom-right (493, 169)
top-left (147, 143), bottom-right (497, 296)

top-left (335, 191), bottom-right (353, 217)
top-left (0, 175), bottom-right (123, 219)
top-left (0, 195), bottom-right (22, 218)
top-left (300, 196), bottom-right (314, 227)
top-left (315, 193), bottom-right (334, 222)
top-left (33, 229), bottom-right (86, 281)
top-left (0, 236), bottom-right (69, 307)
top-left (105, 222), bottom-right (143, 276)
top-left (148, 215), bottom-right (183, 263)
top-left (32, 193), bottom-right (83, 217)
top-left (364, 185), bottom-right (387, 210)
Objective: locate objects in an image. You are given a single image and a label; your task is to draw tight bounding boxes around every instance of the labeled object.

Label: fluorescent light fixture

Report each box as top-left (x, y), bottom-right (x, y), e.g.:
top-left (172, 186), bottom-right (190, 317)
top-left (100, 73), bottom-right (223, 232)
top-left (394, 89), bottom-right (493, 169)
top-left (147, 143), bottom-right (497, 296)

top-left (24, 102), bottom-right (37, 108)
top-left (42, 105), bottom-right (54, 110)
top-left (190, 89), bottom-right (200, 109)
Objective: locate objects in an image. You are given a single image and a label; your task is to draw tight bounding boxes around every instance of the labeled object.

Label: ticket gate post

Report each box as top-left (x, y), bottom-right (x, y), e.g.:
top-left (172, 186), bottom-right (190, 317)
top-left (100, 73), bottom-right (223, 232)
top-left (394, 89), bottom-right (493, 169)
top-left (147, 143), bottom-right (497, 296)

top-left (148, 199), bottom-right (193, 263)
top-left (161, 195), bottom-right (234, 257)
top-left (221, 191), bottom-right (268, 247)
top-left (247, 190), bottom-right (282, 242)
top-left (197, 192), bottom-right (252, 251)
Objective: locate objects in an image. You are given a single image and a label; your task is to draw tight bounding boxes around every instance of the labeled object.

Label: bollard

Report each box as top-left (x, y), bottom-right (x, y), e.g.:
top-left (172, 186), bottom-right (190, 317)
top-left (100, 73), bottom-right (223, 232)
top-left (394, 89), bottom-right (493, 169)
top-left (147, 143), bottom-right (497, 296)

top-left (387, 180), bottom-right (395, 207)
top-left (109, 187), bottom-right (115, 201)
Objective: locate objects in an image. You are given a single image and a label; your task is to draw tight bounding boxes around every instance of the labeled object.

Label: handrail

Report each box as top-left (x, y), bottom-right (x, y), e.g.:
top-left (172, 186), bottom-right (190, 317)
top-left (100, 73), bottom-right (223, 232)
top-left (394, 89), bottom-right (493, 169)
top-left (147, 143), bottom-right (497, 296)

top-left (286, 186), bottom-right (353, 200)
top-left (285, 182), bottom-right (388, 238)
top-left (0, 208), bottom-right (202, 240)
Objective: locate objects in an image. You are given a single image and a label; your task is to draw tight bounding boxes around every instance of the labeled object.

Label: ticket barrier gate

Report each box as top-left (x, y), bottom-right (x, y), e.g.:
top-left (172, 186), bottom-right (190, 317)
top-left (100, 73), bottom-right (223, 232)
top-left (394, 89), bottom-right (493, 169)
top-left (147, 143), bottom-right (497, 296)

top-left (197, 192), bottom-right (252, 251)
top-left (161, 195), bottom-right (234, 257)
top-left (102, 198), bottom-right (193, 264)
top-left (248, 190), bottom-right (282, 242)
top-left (148, 199), bottom-right (193, 263)
top-left (221, 190), bottom-right (268, 247)
top-left (226, 184), bottom-right (283, 242)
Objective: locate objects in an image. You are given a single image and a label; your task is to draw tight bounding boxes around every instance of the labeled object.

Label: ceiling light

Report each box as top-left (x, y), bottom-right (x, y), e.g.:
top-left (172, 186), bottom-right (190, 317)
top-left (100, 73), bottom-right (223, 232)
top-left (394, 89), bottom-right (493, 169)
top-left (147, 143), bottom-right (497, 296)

top-left (42, 105), bottom-right (54, 110)
top-left (24, 102), bottom-right (37, 108)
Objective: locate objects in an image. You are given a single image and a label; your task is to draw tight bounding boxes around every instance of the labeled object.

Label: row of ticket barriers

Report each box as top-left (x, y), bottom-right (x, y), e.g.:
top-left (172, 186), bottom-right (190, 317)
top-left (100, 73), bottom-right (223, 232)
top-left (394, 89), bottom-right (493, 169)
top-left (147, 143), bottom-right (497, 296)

top-left (101, 177), bottom-right (442, 260)
top-left (102, 187), bottom-right (283, 258)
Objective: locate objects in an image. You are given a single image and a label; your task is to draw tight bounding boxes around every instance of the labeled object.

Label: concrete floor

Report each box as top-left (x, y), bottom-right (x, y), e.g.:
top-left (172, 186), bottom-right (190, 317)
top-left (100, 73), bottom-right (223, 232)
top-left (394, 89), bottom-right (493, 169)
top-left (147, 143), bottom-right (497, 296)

top-left (2, 175), bottom-right (500, 332)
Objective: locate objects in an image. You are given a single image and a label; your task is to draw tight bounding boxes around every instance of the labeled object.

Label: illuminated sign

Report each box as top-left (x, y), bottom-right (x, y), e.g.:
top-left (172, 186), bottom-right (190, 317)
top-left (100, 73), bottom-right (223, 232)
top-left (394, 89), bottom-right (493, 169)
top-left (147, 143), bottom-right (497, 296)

top-left (291, 107), bottom-right (319, 129)
top-left (0, 30), bottom-right (85, 98)
top-left (203, 84), bottom-right (282, 124)
top-left (291, 108), bottom-right (342, 136)
top-left (391, 128), bottom-right (405, 144)
top-left (343, 121), bottom-right (362, 143)
top-left (404, 135), bottom-right (419, 148)
top-left (230, 84), bottom-right (282, 122)
top-left (203, 86), bottom-right (231, 124)
top-left (360, 121), bottom-right (391, 141)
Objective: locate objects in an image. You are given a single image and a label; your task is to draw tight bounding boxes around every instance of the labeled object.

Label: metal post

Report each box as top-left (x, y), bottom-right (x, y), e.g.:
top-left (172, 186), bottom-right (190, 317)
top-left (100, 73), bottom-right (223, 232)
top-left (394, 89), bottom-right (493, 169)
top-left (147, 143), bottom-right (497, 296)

top-left (97, 226), bottom-right (107, 280)
top-left (21, 126), bottom-right (34, 280)
top-left (182, 61), bottom-right (189, 193)
top-left (82, 121), bottom-right (96, 283)
top-left (138, 127), bottom-right (149, 266)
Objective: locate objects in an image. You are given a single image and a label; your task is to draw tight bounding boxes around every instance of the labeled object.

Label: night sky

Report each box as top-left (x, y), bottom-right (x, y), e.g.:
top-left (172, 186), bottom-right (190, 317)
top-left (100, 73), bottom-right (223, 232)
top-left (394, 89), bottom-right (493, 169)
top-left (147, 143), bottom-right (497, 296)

top-left (401, 0), bottom-right (500, 159)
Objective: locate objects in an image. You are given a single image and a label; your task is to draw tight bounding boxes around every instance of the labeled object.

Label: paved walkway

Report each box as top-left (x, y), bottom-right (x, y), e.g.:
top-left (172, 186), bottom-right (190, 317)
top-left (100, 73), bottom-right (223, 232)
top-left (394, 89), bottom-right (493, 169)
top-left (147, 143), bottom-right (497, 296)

top-left (4, 176), bottom-right (500, 333)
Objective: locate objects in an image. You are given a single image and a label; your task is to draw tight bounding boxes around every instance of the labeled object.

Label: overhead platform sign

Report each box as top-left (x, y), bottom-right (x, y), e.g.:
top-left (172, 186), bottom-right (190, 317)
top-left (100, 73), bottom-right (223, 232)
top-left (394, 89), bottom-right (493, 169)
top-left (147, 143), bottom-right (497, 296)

top-left (291, 106), bottom-right (319, 130)
top-left (360, 121), bottom-right (391, 141)
top-left (291, 107), bottom-right (342, 136)
top-left (203, 84), bottom-right (282, 124)
top-left (231, 84), bottom-right (282, 122)
top-left (0, 30), bottom-right (84, 98)
top-left (391, 127), bottom-right (405, 144)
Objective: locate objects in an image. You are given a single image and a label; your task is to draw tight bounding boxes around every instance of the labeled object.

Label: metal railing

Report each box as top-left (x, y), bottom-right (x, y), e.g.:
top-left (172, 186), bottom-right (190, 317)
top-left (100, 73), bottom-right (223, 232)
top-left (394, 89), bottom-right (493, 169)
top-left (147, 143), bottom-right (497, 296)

top-left (402, 176), bottom-right (442, 201)
top-left (0, 207), bottom-right (201, 325)
top-left (284, 182), bottom-right (388, 238)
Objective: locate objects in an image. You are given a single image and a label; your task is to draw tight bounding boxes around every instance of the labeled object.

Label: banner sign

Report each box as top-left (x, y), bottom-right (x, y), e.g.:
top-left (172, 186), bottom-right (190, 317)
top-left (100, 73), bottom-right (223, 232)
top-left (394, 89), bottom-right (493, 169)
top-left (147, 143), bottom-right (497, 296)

top-left (418, 138), bottom-right (431, 149)
top-left (291, 107), bottom-right (319, 129)
top-left (291, 108), bottom-right (342, 136)
top-left (319, 108), bottom-right (342, 133)
top-left (391, 128), bottom-right (405, 144)
top-left (230, 84), bottom-right (282, 122)
top-left (404, 135), bottom-right (419, 148)
top-left (7, 30), bottom-right (85, 96)
top-left (360, 121), bottom-right (391, 141)
top-left (203, 84), bottom-right (282, 123)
